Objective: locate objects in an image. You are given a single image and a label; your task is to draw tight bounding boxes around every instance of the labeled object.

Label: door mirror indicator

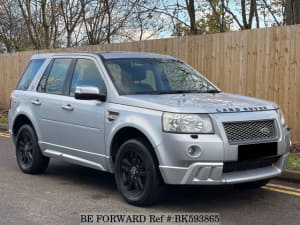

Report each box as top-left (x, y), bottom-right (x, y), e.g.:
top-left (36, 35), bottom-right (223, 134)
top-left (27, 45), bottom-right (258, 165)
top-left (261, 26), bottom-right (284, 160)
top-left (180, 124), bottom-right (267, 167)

top-left (74, 86), bottom-right (106, 101)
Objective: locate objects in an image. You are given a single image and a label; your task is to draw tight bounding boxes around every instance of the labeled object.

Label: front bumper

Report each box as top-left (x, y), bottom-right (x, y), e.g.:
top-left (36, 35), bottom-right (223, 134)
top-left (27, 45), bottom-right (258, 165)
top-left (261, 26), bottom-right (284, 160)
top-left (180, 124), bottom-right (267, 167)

top-left (159, 153), bottom-right (289, 185)
top-left (157, 111), bottom-right (291, 185)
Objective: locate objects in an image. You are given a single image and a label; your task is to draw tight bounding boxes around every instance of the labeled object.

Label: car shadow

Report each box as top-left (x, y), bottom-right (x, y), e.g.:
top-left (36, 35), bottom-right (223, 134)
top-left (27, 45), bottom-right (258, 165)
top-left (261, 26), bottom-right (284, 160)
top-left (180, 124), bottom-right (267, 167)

top-left (45, 159), bottom-right (117, 190)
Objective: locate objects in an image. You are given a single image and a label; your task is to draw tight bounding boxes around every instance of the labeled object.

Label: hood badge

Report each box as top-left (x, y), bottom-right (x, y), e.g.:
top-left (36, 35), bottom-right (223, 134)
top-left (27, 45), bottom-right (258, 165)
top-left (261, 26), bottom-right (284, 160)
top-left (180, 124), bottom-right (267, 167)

top-left (216, 106), bottom-right (268, 113)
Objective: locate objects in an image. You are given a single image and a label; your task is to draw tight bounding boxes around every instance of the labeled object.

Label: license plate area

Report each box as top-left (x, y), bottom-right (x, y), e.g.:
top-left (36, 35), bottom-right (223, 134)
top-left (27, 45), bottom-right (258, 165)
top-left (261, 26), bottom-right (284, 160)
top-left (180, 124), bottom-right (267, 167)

top-left (238, 142), bottom-right (278, 161)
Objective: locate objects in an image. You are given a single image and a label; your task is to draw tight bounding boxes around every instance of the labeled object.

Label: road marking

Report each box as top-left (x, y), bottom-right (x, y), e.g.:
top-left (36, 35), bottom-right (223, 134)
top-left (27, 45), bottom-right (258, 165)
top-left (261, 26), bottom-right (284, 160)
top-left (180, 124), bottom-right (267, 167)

top-left (0, 132), bottom-right (10, 138)
top-left (266, 183), bottom-right (300, 192)
top-left (262, 186), bottom-right (300, 197)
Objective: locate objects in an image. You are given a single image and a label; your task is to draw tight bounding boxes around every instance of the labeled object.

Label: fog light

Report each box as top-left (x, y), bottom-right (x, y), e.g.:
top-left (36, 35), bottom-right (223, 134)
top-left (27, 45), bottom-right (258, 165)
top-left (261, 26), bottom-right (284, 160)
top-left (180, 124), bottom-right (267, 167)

top-left (186, 145), bottom-right (202, 158)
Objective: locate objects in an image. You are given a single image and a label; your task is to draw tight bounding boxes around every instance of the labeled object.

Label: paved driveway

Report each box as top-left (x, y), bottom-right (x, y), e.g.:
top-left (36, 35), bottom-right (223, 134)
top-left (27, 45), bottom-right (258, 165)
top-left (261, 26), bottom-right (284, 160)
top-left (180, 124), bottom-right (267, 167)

top-left (0, 133), bottom-right (299, 225)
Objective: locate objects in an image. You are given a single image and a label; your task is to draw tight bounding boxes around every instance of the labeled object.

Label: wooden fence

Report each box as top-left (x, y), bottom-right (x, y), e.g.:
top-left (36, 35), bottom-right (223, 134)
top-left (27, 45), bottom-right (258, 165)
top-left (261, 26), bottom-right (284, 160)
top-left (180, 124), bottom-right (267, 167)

top-left (0, 25), bottom-right (299, 143)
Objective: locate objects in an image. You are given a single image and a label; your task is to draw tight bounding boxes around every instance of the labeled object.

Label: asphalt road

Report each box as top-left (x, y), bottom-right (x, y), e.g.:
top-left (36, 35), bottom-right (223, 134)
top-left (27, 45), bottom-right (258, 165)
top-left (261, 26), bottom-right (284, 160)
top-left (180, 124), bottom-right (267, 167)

top-left (0, 132), bottom-right (300, 225)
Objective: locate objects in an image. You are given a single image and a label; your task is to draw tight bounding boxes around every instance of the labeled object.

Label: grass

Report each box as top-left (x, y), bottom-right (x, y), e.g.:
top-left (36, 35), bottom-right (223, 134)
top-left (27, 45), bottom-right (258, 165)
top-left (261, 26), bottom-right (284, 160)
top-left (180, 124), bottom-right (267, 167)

top-left (0, 116), bottom-right (8, 124)
top-left (287, 153), bottom-right (300, 172)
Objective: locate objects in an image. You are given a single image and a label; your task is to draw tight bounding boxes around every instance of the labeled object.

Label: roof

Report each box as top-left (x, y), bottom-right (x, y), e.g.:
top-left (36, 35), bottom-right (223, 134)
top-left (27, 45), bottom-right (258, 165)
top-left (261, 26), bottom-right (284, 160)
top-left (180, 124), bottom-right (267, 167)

top-left (98, 51), bottom-right (177, 60)
top-left (30, 51), bottom-right (177, 60)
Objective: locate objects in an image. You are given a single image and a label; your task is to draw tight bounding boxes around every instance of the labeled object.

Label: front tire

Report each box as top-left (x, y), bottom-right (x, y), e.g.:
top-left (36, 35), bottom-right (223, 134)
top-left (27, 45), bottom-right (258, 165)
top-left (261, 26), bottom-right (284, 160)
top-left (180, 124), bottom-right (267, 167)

top-left (114, 139), bottom-right (163, 206)
top-left (15, 124), bottom-right (49, 174)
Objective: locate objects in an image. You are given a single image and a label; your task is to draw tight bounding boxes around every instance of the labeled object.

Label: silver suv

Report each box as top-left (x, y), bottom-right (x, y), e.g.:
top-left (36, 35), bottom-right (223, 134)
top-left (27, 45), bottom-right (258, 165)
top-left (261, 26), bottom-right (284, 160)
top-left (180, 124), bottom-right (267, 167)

top-left (8, 52), bottom-right (291, 206)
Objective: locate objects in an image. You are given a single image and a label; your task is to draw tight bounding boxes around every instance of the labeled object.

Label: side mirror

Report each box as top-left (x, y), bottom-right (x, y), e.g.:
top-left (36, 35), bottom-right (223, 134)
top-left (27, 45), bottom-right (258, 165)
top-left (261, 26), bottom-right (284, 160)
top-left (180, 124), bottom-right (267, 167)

top-left (74, 86), bottom-right (106, 101)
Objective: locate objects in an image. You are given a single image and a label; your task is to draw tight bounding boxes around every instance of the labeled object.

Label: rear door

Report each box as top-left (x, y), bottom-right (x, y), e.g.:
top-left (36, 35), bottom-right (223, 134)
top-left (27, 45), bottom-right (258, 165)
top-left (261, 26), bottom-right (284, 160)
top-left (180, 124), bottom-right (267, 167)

top-left (34, 58), bottom-right (74, 153)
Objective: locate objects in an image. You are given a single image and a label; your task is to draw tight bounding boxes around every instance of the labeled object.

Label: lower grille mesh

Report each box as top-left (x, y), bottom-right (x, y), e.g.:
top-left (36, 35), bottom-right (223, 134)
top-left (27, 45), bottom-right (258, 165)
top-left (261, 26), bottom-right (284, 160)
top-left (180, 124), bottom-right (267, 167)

top-left (223, 156), bottom-right (280, 173)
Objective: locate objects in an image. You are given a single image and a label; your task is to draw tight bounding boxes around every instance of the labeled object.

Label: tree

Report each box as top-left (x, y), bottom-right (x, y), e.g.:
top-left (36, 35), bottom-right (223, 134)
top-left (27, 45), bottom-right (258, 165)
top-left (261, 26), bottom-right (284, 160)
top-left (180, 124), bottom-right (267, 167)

top-left (167, 0), bottom-right (232, 36)
top-left (60, 0), bottom-right (87, 47)
top-left (0, 0), bottom-right (292, 52)
top-left (82, 0), bottom-right (140, 45)
top-left (224, 0), bottom-right (285, 29)
top-left (156, 0), bottom-right (199, 35)
top-left (185, 0), bottom-right (197, 34)
top-left (221, 0), bottom-right (260, 29)
top-left (285, 0), bottom-right (300, 25)
top-left (119, 0), bottom-right (161, 41)
top-left (0, 0), bottom-right (31, 52)
top-left (17, 0), bottom-right (62, 49)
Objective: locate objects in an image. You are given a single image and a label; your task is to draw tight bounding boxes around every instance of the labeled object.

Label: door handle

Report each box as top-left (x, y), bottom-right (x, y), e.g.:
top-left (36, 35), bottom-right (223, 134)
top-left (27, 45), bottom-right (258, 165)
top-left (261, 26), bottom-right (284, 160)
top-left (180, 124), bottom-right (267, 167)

top-left (31, 99), bottom-right (41, 106)
top-left (61, 104), bottom-right (74, 111)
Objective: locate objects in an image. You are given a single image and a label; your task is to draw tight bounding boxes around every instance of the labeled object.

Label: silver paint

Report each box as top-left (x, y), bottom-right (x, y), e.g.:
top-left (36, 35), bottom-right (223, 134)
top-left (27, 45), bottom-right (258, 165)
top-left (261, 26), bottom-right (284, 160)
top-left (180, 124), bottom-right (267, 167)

top-left (8, 52), bottom-right (291, 185)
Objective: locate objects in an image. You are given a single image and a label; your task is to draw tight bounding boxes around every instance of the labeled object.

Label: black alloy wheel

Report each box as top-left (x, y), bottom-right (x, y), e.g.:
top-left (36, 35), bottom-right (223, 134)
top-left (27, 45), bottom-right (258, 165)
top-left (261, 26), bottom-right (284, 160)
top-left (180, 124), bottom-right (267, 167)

top-left (16, 128), bottom-right (34, 170)
top-left (114, 139), bottom-right (163, 206)
top-left (120, 150), bottom-right (146, 194)
top-left (16, 124), bottom-right (49, 174)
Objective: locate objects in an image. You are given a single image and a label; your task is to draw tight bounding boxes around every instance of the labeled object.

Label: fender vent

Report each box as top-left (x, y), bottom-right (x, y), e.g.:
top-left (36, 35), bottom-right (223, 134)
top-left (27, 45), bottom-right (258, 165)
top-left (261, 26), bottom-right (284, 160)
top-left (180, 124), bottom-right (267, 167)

top-left (107, 111), bottom-right (119, 122)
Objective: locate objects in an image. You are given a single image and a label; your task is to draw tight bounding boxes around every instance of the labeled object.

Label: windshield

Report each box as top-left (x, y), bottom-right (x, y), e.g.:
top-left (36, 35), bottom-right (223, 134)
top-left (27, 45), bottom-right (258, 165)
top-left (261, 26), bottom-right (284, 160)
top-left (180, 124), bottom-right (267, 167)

top-left (103, 58), bottom-right (219, 95)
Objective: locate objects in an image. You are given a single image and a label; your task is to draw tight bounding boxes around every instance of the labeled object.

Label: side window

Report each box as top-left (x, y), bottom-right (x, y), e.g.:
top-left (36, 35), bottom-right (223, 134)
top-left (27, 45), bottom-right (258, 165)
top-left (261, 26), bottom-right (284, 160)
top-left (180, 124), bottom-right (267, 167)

top-left (37, 60), bottom-right (53, 92)
top-left (70, 59), bottom-right (103, 97)
top-left (16, 59), bottom-right (45, 90)
top-left (45, 58), bottom-right (72, 95)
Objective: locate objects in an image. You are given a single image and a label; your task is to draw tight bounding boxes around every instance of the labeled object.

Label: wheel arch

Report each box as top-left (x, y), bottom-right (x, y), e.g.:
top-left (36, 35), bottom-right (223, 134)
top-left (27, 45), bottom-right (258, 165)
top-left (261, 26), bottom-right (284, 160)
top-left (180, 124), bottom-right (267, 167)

top-left (109, 126), bottom-right (161, 168)
top-left (12, 113), bottom-right (36, 140)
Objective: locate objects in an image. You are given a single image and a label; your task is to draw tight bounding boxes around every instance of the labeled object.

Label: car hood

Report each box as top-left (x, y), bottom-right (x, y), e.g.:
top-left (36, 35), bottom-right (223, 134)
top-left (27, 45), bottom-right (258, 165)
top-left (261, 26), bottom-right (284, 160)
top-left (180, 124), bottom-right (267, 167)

top-left (113, 92), bottom-right (279, 113)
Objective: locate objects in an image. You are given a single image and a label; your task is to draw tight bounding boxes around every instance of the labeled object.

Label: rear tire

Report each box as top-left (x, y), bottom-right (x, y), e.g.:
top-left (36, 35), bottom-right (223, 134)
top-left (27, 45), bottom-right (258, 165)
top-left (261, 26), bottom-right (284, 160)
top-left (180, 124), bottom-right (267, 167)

top-left (15, 124), bottom-right (49, 174)
top-left (235, 179), bottom-right (270, 189)
top-left (114, 139), bottom-right (163, 206)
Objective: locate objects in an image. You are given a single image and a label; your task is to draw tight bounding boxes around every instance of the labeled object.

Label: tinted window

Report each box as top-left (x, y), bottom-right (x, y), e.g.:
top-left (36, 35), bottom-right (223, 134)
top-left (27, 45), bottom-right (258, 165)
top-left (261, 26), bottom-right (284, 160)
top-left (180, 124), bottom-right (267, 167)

top-left (70, 59), bottom-right (103, 97)
top-left (16, 59), bottom-right (45, 90)
top-left (45, 59), bottom-right (72, 95)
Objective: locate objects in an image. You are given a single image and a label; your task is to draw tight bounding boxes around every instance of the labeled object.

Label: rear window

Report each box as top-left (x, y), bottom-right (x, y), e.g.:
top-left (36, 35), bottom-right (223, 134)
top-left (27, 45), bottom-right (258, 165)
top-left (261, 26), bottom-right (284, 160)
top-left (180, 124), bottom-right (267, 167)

top-left (16, 59), bottom-right (45, 90)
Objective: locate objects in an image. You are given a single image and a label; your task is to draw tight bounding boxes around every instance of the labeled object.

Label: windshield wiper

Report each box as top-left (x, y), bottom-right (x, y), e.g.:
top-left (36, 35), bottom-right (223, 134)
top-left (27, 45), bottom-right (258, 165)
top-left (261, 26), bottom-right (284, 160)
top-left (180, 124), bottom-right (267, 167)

top-left (157, 90), bottom-right (187, 94)
top-left (154, 90), bottom-right (222, 94)
top-left (154, 90), bottom-right (202, 94)
top-left (130, 90), bottom-right (221, 95)
top-left (205, 90), bottom-right (221, 93)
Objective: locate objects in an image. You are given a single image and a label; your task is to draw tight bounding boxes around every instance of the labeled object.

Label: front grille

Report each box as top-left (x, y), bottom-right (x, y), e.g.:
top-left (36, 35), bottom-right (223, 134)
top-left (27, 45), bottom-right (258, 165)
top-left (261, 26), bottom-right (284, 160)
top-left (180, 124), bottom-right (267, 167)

top-left (223, 120), bottom-right (277, 144)
top-left (223, 156), bottom-right (280, 173)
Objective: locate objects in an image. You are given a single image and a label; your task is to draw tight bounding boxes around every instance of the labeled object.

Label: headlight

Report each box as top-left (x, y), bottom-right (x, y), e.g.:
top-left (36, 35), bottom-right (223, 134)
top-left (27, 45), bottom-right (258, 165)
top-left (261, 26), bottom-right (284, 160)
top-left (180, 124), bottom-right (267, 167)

top-left (277, 109), bottom-right (285, 126)
top-left (162, 112), bottom-right (214, 133)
